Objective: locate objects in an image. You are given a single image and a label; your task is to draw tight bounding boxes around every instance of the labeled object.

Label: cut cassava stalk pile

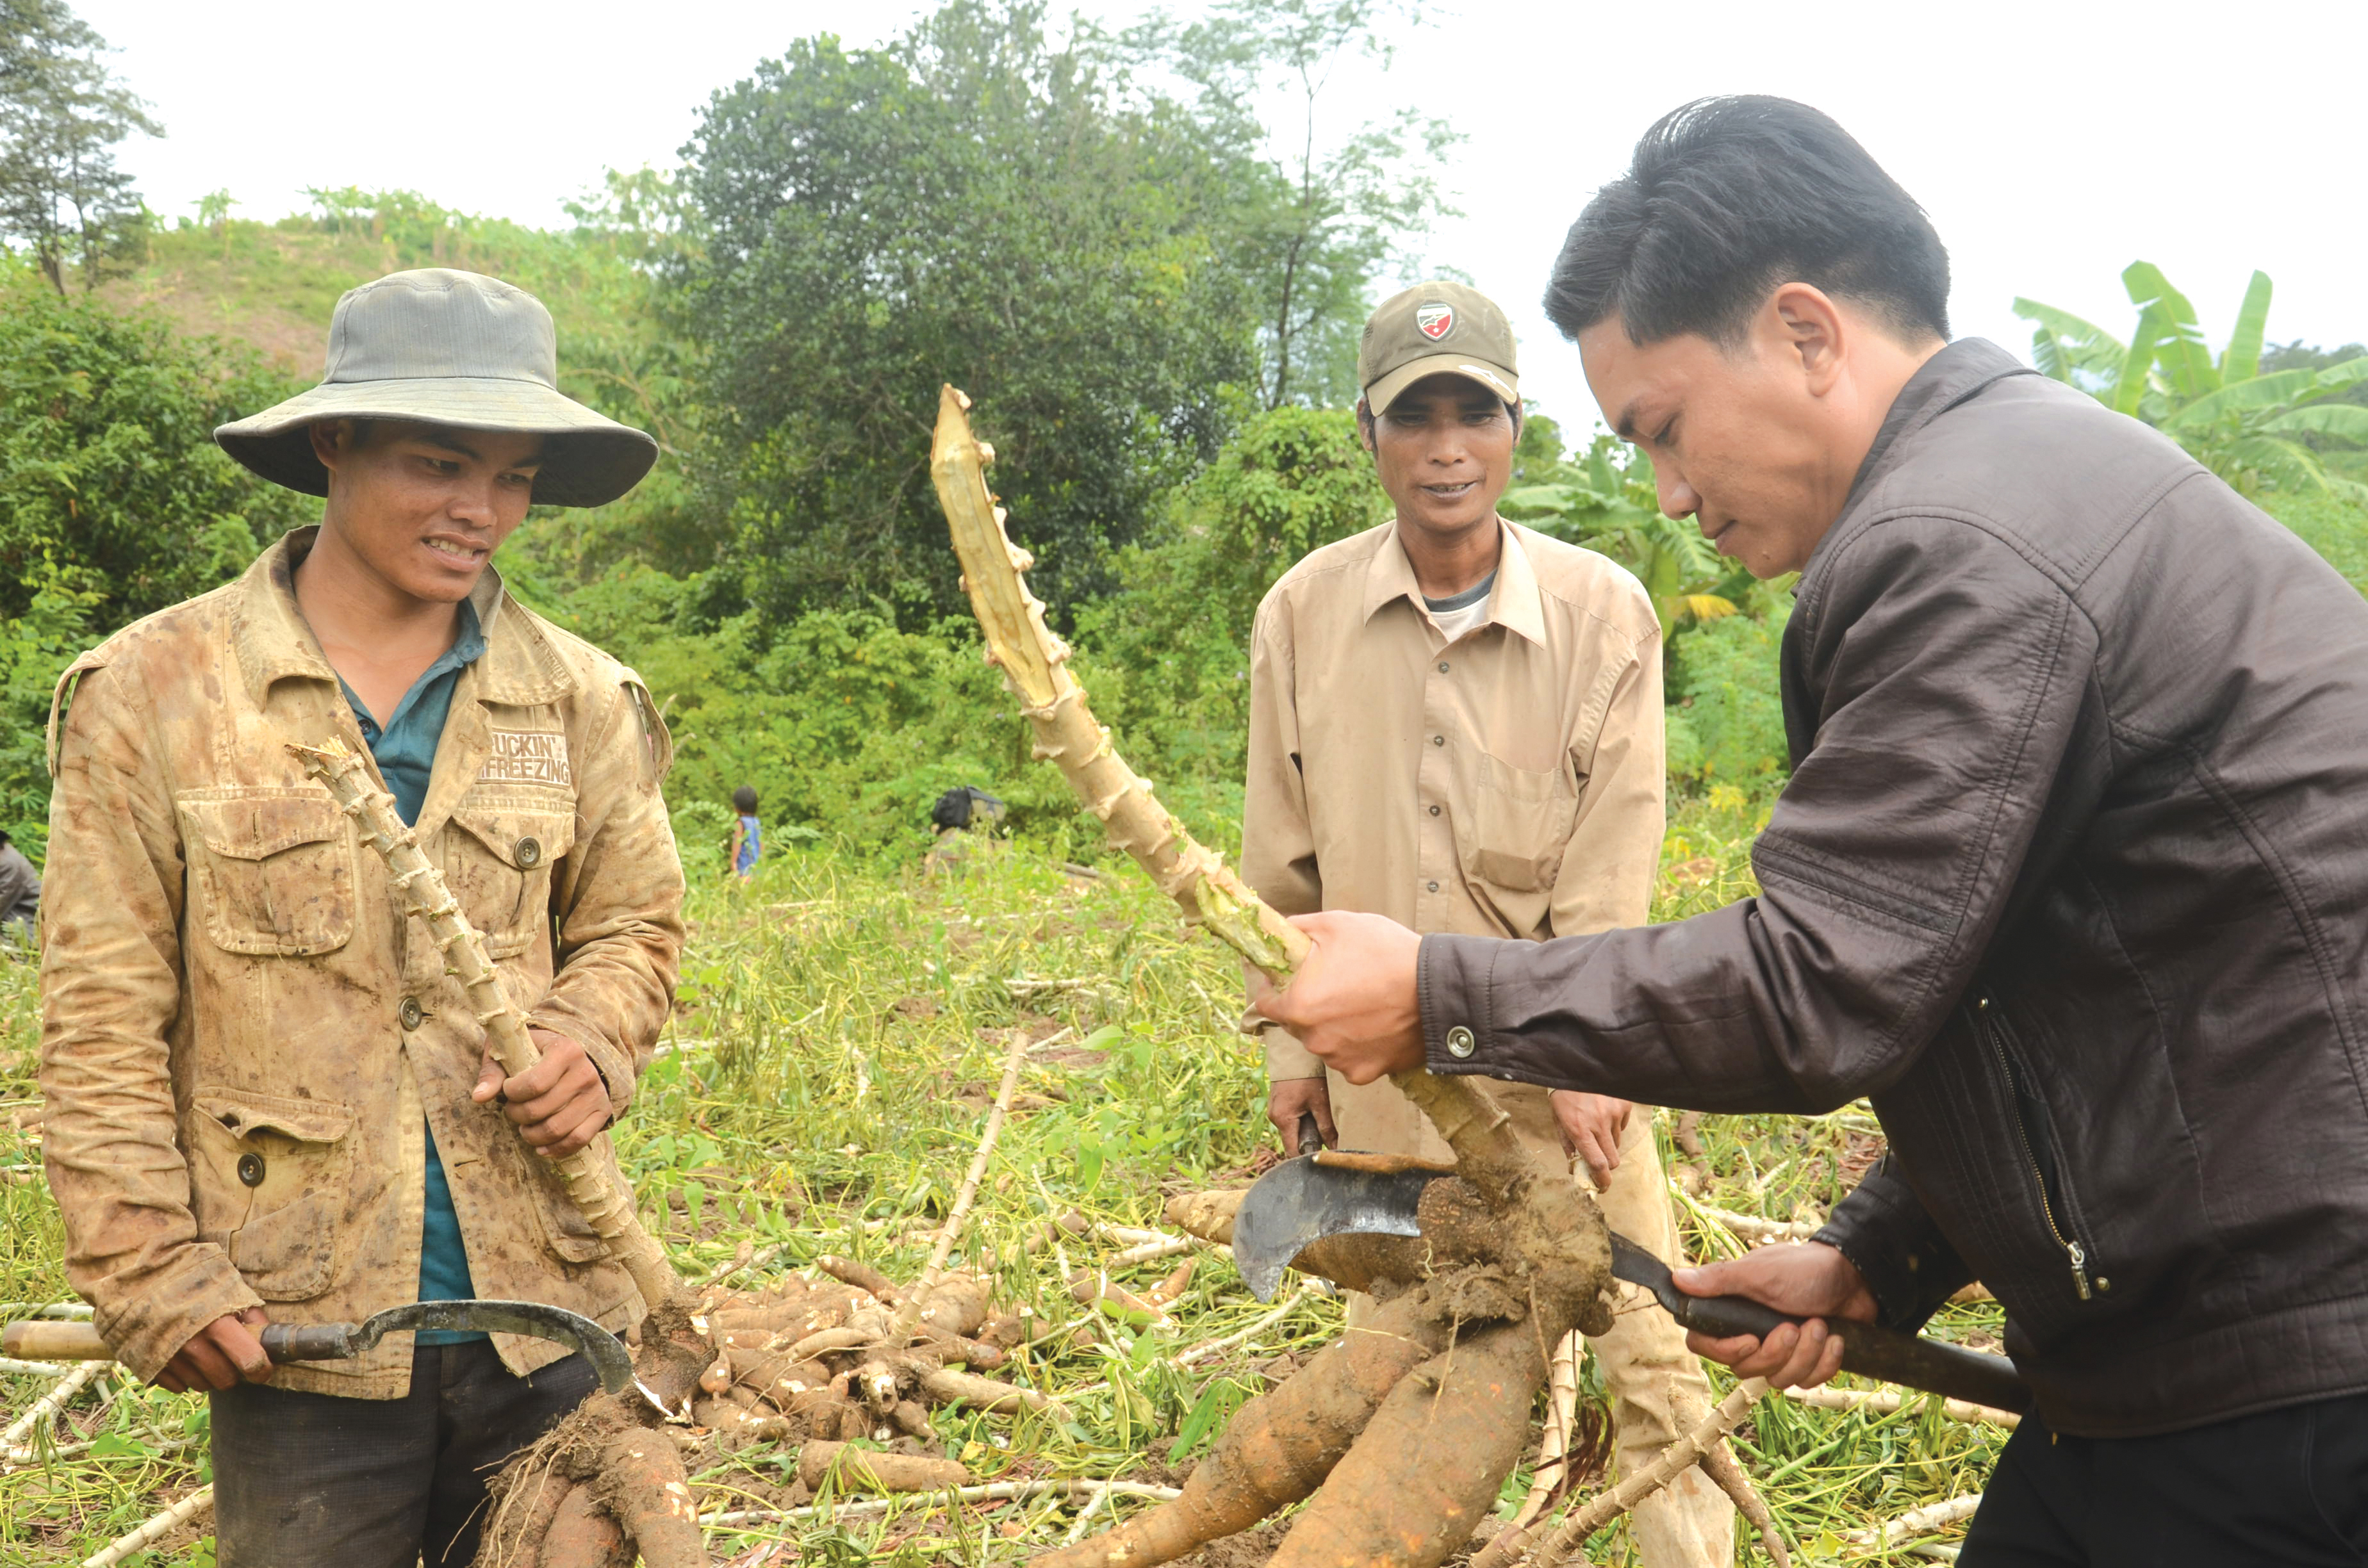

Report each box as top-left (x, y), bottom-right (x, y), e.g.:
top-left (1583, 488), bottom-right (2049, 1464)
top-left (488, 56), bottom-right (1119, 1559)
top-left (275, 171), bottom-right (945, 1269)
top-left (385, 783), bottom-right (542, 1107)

top-left (290, 740), bottom-right (1056, 1568)
top-left (936, 384), bottom-right (1670, 1567)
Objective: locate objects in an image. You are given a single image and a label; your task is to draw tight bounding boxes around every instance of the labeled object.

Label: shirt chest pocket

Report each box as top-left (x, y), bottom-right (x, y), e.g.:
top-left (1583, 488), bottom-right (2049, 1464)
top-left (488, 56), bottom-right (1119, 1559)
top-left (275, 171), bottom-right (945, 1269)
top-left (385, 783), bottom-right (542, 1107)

top-left (178, 792), bottom-right (356, 957)
top-left (441, 795), bottom-right (578, 958)
top-left (186, 1090), bottom-right (357, 1301)
top-left (1456, 749), bottom-right (1581, 897)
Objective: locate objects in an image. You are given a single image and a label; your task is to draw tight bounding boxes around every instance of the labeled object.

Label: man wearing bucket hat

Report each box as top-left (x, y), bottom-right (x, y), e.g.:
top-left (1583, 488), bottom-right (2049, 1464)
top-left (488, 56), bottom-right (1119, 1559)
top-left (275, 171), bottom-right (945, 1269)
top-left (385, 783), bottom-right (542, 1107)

top-left (40, 268), bottom-right (686, 1565)
top-left (1240, 281), bottom-right (1736, 1564)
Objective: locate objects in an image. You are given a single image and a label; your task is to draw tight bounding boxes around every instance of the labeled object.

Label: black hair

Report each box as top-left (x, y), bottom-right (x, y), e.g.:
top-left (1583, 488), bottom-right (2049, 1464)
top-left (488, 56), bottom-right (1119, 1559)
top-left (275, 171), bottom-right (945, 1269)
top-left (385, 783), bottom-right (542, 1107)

top-left (731, 785), bottom-right (758, 814)
top-left (1545, 96), bottom-right (1950, 349)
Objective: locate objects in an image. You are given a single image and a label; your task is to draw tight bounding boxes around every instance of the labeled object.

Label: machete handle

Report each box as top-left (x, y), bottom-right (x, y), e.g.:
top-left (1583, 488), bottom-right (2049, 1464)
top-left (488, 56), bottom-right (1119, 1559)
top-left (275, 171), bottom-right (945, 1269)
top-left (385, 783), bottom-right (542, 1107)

top-left (3, 1319), bottom-right (370, 1367)
top-left (2, 1320), bottom-right (110, 1360)
top-left (1668, 1293), bottom-right (2029, 1414)
top-left (259, 1323), bottom-right (356, 1362)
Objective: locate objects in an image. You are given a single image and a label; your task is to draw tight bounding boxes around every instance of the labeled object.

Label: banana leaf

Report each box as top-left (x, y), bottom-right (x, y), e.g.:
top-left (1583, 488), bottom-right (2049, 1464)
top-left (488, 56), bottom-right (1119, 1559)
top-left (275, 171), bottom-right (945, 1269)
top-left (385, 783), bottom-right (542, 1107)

top-left (2223, 434), bottom-right (2337, 497)
top-left (2160, 367), bottom-right (2321, 432)
top-left (2012, 297), bottom-right (2126, 386)
top-left (2123, 261), bottom-right (2218, 403)
top-left (2219, 271), bottom-right (2273, 384)
top-left (2112, 302), bottom-right (2174, 416)
top-left (2264, 404), bottom-right (2368, 443)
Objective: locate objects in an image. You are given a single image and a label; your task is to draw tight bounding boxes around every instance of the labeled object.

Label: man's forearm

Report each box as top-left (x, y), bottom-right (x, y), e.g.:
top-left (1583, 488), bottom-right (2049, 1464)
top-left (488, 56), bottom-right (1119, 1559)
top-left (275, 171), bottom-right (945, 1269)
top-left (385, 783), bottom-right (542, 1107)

top-left (1415, 889), bottom-right (1943, 1116)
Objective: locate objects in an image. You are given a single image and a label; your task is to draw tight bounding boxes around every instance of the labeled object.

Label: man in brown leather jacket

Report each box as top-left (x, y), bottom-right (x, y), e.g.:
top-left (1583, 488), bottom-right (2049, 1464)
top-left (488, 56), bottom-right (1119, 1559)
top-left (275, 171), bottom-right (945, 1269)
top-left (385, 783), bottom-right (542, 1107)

top-left (42, 269), bottom-right (686, 1565)
top-left (1256, 98), bottom-right (2368, 1562)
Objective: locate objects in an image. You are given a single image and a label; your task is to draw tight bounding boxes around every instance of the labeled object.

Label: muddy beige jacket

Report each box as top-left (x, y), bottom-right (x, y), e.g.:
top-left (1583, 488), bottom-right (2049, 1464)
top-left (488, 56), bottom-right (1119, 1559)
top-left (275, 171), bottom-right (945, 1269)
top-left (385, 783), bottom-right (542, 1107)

top-left (40, 530), bottom-right (686, 1396)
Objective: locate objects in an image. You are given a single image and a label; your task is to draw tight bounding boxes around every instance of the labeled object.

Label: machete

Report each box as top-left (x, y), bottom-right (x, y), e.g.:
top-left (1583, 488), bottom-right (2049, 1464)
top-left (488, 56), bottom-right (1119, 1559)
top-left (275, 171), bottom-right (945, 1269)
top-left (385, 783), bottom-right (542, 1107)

top-left (1233, 1152), bottom-right (2029, 1415)
top-left (2, 1299), bottom-right (636, 1396)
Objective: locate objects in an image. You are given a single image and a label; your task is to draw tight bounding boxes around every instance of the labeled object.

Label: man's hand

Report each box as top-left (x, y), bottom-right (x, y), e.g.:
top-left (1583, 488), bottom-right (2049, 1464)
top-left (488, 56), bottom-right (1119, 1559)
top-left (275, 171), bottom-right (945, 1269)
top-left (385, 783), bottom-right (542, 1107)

top-left (1247, 911), bottom-right (1425, 1085)
top-left (154, 1307), bottom-right (270, 1393)
top-left (1267, 1077), bottom-right (1336, 1154)
top-left (475, 1031), bottom-right (612, 1158)
top-left (1552, 1091), bottom-right (1631, 1191)
top-left (1671, 1241), bottom-right (1879, 1390)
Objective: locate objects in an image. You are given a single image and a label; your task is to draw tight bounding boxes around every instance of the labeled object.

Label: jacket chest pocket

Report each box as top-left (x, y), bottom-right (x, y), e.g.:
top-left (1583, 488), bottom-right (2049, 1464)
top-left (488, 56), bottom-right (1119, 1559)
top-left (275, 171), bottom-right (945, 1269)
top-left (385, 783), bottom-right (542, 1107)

top-left (178, 792), bottom-right (356, 956)
top-left (442, 795), bottom-right (577, 958)
top-left (1457, 750), bottom-right (1580, 897)
top-left (185, 1090), bottom-right (356, 1301)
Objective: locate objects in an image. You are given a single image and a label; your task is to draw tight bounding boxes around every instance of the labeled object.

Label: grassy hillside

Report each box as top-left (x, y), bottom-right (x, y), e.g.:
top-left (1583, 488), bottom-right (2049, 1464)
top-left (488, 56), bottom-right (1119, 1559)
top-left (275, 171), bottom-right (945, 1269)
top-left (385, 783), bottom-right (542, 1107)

top-left (106, 199), bottom-right (669, 382)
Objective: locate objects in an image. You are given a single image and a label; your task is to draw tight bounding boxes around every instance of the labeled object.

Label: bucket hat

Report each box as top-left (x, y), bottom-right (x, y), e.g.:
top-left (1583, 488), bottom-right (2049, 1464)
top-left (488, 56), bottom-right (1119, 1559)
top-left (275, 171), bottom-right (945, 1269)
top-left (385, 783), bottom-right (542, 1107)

top-left (1358, 280), bottom-right (1520, 415)
top-left (215, 268), bottom-right (657, 508)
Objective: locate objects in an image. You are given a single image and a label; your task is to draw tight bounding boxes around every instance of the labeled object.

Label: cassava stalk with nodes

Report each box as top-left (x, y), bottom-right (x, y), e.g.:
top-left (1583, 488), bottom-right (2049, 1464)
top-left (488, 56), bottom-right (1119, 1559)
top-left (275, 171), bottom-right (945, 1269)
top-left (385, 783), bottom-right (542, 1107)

top-left (935, 384), bottom-right (1641, 1568)
top-left (290, 740), bottom-right (1048, 1568)
top-left (290, 739), bottom-right (680, 1314)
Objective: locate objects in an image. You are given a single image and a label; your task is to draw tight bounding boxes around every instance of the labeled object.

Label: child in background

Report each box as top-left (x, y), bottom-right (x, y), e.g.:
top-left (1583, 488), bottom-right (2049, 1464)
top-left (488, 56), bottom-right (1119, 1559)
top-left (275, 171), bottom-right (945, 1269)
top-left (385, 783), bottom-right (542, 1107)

top-left (730, 785), bottom-right (761, 879)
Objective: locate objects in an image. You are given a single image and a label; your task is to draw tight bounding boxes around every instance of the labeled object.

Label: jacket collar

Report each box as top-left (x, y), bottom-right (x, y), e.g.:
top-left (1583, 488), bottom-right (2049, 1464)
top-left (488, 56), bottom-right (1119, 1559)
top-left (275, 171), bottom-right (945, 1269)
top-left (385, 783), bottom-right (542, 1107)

top-left (231, 527), bottom-right (575, 710)
top-left (1360, 518), bottom-right (1549, 646)
top-left (1839, 338), bottom-right (2037, 519)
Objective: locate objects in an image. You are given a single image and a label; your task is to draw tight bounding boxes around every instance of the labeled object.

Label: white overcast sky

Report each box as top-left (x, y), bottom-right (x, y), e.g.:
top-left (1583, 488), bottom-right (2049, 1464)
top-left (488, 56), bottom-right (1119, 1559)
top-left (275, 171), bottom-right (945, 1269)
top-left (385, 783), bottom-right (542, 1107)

top-left (75, 0), bottom-right (2368, 436)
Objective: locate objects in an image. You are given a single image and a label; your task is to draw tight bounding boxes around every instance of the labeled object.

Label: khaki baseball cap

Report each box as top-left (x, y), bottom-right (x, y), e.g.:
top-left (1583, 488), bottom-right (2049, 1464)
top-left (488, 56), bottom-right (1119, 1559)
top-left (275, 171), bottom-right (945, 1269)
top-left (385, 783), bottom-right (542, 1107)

top-left (1358, 280), bottom-right (1520, 414)
top-left (215, 268), bottom-right (657, 508)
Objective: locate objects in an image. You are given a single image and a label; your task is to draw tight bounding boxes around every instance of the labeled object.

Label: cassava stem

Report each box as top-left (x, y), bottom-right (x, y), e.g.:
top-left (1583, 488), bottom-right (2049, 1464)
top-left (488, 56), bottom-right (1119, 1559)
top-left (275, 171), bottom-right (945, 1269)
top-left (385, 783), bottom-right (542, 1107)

top-left (290, 739), bottom-right (679, 1316)
top-left (930, 385), bottom-right (1527, 1200)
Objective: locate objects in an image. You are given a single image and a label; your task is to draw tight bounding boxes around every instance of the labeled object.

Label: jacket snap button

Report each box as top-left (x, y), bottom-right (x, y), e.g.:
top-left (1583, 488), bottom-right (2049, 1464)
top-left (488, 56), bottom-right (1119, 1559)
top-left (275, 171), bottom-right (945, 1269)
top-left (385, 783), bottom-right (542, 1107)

top-left (399, 995), bottom-right (424, 1031)
top-left (1438, 662), bottom-right (1449, 674)
top-left (1428, 804), bottom-right (1441, 817)
top-left (514, 835), bottom-right (543, 868)
top-left (1431, 734), bottom-right (1445, 747)
top-left (1445, 1026), bottom-right (1476, 1059)
top-left (1427, 880), bottom-right (1440, 892)
top-left (236, 1152), bottom-right (266, 1187)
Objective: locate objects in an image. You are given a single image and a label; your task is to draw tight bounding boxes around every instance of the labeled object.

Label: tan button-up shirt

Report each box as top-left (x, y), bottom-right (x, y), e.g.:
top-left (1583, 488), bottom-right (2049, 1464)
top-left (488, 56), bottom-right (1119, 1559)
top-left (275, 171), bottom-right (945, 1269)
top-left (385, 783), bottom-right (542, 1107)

top-left (1242, 519), bottom-right (1663, 1150)
top-left (40, 531), bottom-right (686, 1394)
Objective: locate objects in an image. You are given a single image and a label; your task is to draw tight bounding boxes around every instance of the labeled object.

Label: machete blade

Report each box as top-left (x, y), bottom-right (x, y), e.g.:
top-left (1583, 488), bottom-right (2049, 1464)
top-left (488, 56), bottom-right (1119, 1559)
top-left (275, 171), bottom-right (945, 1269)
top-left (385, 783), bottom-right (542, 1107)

top-left (349, 1299), bottom-right (637, 1395)
top-left (1231, 1154), bottom-right (1434, 1302)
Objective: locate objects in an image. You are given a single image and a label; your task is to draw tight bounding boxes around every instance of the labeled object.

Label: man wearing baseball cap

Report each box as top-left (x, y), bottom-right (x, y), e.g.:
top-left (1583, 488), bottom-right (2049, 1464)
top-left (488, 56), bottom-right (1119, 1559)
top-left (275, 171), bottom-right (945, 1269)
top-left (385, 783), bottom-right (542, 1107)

top-left (41, 268), bottom-right (686, 1565)
top-left (1240, 281), bottom-right (1735, 1562)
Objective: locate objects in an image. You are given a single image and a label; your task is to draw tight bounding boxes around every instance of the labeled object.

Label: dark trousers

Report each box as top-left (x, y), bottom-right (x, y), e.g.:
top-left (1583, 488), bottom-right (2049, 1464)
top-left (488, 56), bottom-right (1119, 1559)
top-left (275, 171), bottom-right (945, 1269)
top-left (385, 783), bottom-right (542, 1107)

top-left (1964, 1391), bottom-right (2368, 1565)
top-left (211, 1341), bottom-right (596, 1568)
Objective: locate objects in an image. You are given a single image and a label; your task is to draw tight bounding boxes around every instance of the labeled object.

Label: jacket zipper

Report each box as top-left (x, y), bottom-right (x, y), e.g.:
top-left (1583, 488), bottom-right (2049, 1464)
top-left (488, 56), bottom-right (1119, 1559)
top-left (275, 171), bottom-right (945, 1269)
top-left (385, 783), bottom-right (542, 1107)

top-left (1973, 994), bottom-right (2093, 1301)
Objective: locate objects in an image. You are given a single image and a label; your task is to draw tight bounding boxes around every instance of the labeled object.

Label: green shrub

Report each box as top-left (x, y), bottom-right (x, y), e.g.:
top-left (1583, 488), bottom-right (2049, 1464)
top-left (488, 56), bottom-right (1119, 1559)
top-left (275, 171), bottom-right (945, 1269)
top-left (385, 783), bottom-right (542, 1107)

top-left (1667, 600), bottom-right (1792, 789)
top-left (0, 259), bottom-right (308, 626)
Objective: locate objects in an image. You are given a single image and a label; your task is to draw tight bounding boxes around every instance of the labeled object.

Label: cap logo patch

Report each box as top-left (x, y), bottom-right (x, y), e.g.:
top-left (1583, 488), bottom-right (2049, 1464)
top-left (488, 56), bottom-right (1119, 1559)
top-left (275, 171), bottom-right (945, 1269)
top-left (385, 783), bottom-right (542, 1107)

top-left (1415, 302), bottom-right (1455, 340)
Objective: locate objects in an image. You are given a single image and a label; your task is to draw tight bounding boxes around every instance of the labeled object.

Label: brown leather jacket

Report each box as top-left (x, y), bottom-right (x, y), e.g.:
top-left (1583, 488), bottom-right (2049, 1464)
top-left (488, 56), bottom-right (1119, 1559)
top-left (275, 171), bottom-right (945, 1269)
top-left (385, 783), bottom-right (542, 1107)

top-left (1420, 340), bottom-right (2368, 1437)
top-left (40, 530), bottom-right (686, 1395)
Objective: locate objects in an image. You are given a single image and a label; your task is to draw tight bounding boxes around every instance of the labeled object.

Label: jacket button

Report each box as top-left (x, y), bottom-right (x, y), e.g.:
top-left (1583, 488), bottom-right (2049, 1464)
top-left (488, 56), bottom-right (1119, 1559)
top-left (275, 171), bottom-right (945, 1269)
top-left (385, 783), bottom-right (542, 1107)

top-left (1428, 804), bottom-right (1441, 817)
top-left (1437, 662), bottom-right (1449, 674)
top-left (1432, 735), bottom-right (1445, 747)
top-left (1427, 880), bottom-right (1440, 893)
top-left (236, 1152), bottom-right (266, 1187)
top-left (399, 995), bottom-right (425, 1031)
top-left (514, 835), bottom-right (543, 868)
top-left (1445, 1026), bottom-right (1476, 1060)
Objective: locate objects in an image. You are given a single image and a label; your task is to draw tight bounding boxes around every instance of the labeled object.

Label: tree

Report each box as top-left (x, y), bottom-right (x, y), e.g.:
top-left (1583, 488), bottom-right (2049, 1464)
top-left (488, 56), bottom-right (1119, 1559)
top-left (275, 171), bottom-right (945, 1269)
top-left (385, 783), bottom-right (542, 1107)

top-left (1154, 0), bottom-right (1460, 408)
top-left (676, 1), bottom-right (1269, 625)
top-left (2016, 265), bottom-right (2368, 504)
top-left (1077, 404), bottom-right (1385, 778)
top-left (0, 0), bottom-right (160, 295)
